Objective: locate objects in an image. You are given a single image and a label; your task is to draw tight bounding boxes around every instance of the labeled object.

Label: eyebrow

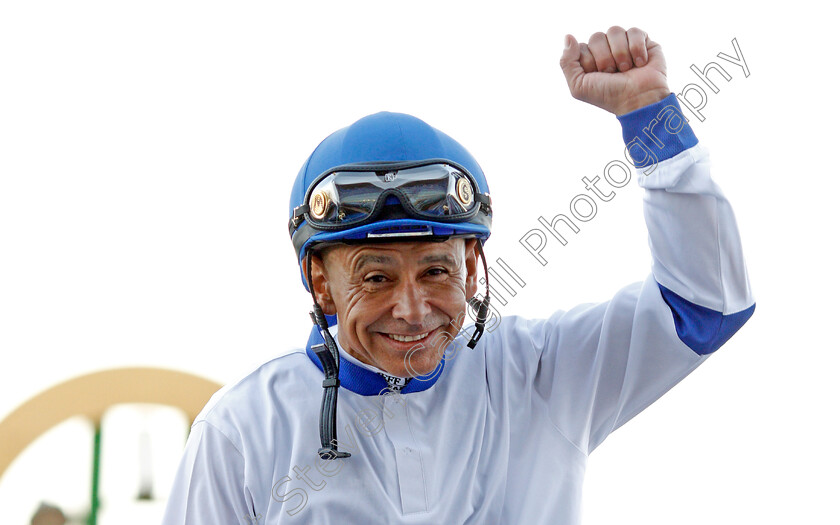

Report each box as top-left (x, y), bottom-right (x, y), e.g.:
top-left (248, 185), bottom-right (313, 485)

top-left (354, 254), bottom-right (396, 273)
top-left (419, 254), bottom-right (457, 266)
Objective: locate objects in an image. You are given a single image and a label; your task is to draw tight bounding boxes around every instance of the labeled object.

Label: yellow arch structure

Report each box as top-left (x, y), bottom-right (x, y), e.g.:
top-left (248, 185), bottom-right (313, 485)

top-left (0, 367), bottom-right (223, 481)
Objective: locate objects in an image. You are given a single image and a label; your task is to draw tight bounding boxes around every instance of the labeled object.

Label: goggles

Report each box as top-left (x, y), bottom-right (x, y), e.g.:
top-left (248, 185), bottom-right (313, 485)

top-left (289, 160), bottom-right (491, 233)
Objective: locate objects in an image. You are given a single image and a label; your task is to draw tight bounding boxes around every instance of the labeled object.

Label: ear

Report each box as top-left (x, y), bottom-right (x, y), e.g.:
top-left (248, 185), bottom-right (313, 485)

top-left (464, 238), bottom-right (481, 300)
top-left (304, 252), bottom-right (337, 316)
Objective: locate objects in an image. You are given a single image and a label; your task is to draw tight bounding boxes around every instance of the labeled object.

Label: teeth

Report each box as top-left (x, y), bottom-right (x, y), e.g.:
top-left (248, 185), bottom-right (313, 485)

top-left (387, 331), bottom-right (430, 342)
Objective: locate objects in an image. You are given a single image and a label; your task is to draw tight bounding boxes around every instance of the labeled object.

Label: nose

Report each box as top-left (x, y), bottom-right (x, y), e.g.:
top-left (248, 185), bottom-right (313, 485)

top-left (390, 279), bottom-right (432, 326)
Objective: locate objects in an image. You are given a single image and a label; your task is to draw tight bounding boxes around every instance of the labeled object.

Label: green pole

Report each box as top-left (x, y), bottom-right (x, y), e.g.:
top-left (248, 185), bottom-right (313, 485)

top-left (87, 422), bottom-right (102, 525)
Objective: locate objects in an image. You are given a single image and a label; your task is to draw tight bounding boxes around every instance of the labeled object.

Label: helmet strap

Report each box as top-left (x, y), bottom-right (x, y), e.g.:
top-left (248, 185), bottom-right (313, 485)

top-left (467, 241), bottom-right (492, 349)
top-left (306, 249), bottom-right (351, 460)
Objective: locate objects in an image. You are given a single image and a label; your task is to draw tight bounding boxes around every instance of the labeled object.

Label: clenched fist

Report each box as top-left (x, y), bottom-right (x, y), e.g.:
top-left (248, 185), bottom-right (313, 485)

top-left (560, 26), bottom-right (670, 116)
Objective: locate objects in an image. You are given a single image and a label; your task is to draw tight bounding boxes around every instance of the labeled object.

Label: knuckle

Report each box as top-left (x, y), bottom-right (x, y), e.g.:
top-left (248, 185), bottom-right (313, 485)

top-left (607, 25), bottom-right (625, 35)
top-left (595, 53), bottom-right (615, 66)
top-left (614, 45), bottom-right (630, 57)
top-left (588, 31), bottom-right (606, 44)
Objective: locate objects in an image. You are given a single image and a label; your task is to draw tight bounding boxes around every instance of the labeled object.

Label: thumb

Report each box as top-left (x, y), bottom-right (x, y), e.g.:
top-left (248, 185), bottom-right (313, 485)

top-left (645, 38), bottom-right (666, 69)
top-left (559, 34), bottom-right (585, 94)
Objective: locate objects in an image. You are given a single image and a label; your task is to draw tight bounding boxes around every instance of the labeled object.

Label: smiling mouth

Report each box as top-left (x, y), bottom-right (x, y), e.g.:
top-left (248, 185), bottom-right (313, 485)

top-left (386, 331), bottom-right (430, 343)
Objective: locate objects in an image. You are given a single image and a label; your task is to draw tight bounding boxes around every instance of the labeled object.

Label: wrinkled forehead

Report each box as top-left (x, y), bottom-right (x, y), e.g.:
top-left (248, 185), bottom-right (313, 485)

top-left (318, 238), bottom-right (467, 269)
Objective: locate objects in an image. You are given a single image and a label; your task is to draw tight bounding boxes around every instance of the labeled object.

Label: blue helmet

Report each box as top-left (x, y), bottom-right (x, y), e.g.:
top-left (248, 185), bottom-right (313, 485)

top-left (288, 111), bottom-right (493, 290)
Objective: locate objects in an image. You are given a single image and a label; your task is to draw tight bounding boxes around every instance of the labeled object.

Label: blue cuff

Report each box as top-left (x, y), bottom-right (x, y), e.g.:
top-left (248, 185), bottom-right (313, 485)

top-left (617, 93), bottom-right (699, 168)
top-left (658, 283), bottom-right (755, 355)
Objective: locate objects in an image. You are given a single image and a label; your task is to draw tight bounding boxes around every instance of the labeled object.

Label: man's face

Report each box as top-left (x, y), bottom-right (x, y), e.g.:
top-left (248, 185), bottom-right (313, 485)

top-left (309, 238), bottom-right (480, 378)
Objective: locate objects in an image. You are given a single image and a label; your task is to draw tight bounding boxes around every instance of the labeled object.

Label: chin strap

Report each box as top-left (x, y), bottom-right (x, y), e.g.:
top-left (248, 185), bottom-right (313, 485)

top-left (467, 241), bottom-right (492, 349)
top-left (306, 250), bottom-right (352, 460)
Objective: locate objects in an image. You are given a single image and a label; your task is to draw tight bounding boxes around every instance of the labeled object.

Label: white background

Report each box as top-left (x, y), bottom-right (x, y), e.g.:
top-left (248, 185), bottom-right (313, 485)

top-left (1, 0), bottom-right (837, 523)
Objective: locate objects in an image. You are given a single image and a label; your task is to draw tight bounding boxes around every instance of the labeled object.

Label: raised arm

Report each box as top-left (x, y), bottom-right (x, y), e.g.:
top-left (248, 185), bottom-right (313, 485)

top-left (559, 25), bottom-right (755, 355)
top-left (496, 27), bottom-right (756, 455)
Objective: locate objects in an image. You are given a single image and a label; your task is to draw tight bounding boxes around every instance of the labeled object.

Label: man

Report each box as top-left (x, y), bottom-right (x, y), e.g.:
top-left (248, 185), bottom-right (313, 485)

top-left (162, 26), bottom-right (755, 524)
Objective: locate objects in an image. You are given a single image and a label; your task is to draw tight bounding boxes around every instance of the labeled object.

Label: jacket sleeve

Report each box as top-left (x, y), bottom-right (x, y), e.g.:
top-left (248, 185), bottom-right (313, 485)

top-left (623, 93), bottom-right (755, 356)
top-left (507, 93), bottom-right (755, 455)
top-left (161, 420), bottom-right (256, 525)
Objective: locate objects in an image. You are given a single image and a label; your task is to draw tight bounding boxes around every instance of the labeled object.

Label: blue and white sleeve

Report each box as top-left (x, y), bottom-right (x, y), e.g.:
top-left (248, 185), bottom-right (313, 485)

top-left (619, 92), bottom-right (755, 356)
top-left (504, 94), bottom-right (756, 456)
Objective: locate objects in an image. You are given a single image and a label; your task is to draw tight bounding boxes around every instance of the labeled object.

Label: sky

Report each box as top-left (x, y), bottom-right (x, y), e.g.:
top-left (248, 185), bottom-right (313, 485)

top-left (1, 0), bottom-right (838, 523)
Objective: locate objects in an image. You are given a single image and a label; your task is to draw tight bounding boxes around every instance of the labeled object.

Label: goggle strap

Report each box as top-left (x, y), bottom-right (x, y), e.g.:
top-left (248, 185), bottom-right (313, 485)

top-left (476, 193), bottom-right (492, 215)
top-left (289, 204), bottom-right (310, 235)
top-left (294, 203), bottom-right (310, 219)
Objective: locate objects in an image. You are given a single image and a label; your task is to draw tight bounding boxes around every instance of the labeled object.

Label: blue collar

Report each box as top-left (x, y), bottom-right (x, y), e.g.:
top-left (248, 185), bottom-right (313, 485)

top-left (304, 320), bottom-right (445, 396)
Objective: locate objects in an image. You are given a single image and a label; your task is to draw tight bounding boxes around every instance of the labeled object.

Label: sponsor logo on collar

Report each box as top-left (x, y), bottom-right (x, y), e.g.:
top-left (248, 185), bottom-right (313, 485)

top-left (378, 373), bottom-right (410, 391)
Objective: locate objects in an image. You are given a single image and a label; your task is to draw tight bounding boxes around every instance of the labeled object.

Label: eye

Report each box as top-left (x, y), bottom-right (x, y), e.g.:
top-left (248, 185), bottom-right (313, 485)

top-left (426, 267), bottom-right (448, 277)
top-left (365, 274), bottom-right (388, 284)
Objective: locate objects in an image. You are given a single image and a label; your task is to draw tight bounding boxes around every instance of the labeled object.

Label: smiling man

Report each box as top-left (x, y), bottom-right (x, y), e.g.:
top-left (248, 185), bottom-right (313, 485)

top-left (308, 239), bottom-right (481, 379)
top-left (163, 26), bottom-right (755, 524)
